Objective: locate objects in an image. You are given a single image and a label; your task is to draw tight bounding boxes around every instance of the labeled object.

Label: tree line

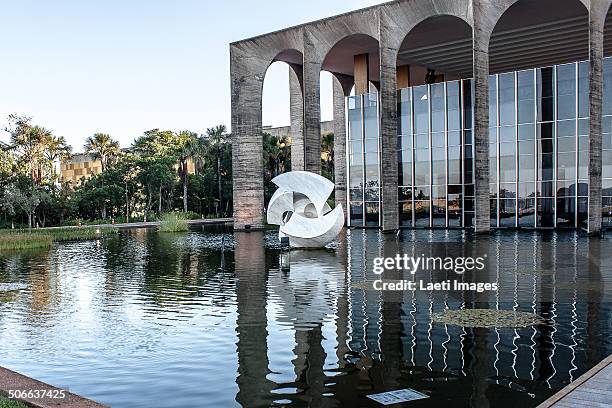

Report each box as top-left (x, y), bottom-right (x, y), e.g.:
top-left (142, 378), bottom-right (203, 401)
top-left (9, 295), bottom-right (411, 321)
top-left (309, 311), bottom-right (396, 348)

top-left (0, 113), bottom-right (335, 229)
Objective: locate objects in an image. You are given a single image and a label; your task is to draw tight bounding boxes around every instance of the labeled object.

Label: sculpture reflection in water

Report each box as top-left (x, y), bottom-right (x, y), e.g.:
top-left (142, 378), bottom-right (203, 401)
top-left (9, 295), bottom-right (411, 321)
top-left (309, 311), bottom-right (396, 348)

top-left (267, 171), bottom-right (344, 248)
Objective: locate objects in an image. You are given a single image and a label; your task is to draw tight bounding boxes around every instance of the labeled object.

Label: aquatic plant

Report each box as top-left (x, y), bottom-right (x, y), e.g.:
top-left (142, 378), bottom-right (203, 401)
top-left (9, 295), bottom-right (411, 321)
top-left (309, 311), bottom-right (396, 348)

top-left (0, 227), bottom-right (117, 251)
top-left (432, 309), bottom-right (546, 328)
top-left (158, 212), bottom-right (188, 232)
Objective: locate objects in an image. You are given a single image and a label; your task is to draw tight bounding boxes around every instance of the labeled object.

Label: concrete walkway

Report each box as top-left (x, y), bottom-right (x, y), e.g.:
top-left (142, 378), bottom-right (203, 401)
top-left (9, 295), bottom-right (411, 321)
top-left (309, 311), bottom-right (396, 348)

top-left (537, 354), bottom-right (612, 407)
top-left (0, 367), bottom-right (106, 408)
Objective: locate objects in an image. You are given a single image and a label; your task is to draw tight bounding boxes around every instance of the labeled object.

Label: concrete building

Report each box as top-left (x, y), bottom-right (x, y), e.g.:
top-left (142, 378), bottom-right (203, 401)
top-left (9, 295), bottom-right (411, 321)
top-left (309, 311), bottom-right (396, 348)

top-left (60, 153), bottom-right (197, 185)
top-left (230, 0), bottom-right (612, 234)
top-left (59, 153), bottom-right (103, 184)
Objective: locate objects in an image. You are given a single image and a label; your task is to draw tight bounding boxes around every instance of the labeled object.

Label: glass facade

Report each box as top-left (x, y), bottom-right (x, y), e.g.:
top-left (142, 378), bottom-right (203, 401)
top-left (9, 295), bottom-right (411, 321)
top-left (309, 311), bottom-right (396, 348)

top-left (396, 80), bottom-right (475, 228)
top-left (347, 93), bottom-right (381, 227)
top-left (347, 59), bottom-right (603, 229)
top-left (603, 58), bottom-right (612, 227)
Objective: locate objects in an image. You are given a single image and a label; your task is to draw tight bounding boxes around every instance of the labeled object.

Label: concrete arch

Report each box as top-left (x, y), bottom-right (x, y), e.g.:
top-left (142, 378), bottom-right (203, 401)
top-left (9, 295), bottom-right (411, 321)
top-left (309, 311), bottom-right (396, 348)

top-left (304, 8), bottom-right (380, 67)
top-left (395, 14), bottom-right (474, 81)
top-left (379, 0), bottom-right (472, 53)
top-left (261, 48), bottom-right (304, 96)
top-left (488, 0), bottom-right (589, 73)
top-left (321, 33), bottom-right (380, 92)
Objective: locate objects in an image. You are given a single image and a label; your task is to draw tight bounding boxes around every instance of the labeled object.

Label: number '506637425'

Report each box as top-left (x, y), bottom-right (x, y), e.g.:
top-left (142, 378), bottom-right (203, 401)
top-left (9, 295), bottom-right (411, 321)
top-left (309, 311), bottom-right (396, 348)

top-left (8, 389), bottom-right (66, 400)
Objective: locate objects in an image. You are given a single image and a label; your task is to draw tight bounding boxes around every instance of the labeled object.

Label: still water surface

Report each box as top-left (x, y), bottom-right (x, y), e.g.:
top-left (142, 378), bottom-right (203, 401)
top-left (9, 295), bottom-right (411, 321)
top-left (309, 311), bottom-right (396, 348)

top-left (0, 227), bottom-right (610, 407)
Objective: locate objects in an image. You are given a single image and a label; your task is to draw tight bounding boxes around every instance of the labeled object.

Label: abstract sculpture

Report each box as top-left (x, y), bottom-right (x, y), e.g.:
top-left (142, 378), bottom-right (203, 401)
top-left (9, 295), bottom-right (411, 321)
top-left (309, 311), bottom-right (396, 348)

top-left (267, 171), bottom-right (344, 248)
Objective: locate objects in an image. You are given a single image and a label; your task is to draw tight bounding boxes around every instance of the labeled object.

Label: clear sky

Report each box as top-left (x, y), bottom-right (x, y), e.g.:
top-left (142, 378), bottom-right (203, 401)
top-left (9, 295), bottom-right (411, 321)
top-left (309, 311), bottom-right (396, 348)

top-left (0, 0), bottom-right (385, 151)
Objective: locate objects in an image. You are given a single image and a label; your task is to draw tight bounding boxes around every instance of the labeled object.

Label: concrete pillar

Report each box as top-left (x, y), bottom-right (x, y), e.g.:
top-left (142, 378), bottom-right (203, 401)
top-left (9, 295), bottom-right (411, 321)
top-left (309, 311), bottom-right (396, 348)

top-left (230, 44), bottom-right (266, 230)
top-left (472, 2), bottom-right (491, 233)
top-left (303, 30), bottom-right (322, 174)
top-left (234, 231), bottom-right (274, 406)
top-left (289, 64), bottom-right (305, 171)
top-left (587, 2), bottom-right (610, 234)
top-left (379, 12), bottom-right (399, 231)
top-left (354, 53), bottom-right (370, 95)
top-left (333, 74), bottom-right (353, 210)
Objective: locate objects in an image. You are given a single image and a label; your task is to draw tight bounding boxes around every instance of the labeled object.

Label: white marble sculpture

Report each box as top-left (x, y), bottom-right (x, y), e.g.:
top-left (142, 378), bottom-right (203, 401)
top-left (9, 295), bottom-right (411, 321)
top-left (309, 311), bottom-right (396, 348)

top-left (267, 171), bottom-right (344, 248)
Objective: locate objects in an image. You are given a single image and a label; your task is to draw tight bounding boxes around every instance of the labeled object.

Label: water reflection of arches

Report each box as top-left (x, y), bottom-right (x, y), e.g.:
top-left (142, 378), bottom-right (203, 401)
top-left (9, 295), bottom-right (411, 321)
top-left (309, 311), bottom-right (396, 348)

top-left (230, 228), bottom-right (609, 406)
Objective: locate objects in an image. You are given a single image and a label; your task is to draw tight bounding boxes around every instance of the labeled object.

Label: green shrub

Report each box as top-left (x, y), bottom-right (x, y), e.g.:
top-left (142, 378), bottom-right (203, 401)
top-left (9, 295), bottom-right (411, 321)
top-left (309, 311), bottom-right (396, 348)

top-left (0, 396), bottom-right (29, 408)
top-left (158, 212), bottom-right (188, 232)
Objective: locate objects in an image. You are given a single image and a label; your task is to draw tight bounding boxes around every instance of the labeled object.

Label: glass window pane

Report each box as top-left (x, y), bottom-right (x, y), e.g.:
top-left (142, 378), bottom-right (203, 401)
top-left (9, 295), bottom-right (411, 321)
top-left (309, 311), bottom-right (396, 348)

top-left (603, 150), bottom-right (612, 178)
top-left (365, 202), bottom-right (379, 226)
top-left (578, 61), bottom-right (589, 118)
top-left (518, 197), bottom-right (535, 227)
top-left (537, 67), bottom-right (555, 122)
top-left (558, 152), bottom-right (576, 181)
top-left (415, 201), bottom-right (430, 227)
top-left (605, 58), bottom-right (612, 116)
top-left (399, 201), bottom-right (413, 227)
top-left (449, 194), bottom-right (462, 227)
top-left (557, 195), bottom-right (575, 228)
top-left (448, 81), bottom-right (461, 131)
top-left (398, 88), bottom-right (412, 135)
top-left (398, 150), bottom-right (412, 186)
top-left (431, 83), bottom-right (445, 133)
top-left (350, 202), bottom-right (364, 226)
top-left (517, 69), bottom-right (535, 124)
top-left (413, 85), bottom-right (429, 134)
top-left (499, 73), bottom-right (516, 126)
top-left (432, 147), bottom-right (446, 185)
top-left (463, 79), bottom-right (473, 129)
top-left (538, 197), bottom-right (555, 227)
top-left (489, 75), bottom-right (497, 127)
top-left (432, 198), bottom-right (446, 227)
top-left (448, 146), bottom-right (461, 185)
top-left (519, 155), bottom-right (535, 181)
top-left (557, 63), bottom-right (576, 120)
top-left (364, 94), bottom-right (378, 139)
top-left (490, 199), bottom-right (498, 228)
top-left (518, 124), bottom-right (535, 140)
top-left (499, 199), bottom-right (516, 227)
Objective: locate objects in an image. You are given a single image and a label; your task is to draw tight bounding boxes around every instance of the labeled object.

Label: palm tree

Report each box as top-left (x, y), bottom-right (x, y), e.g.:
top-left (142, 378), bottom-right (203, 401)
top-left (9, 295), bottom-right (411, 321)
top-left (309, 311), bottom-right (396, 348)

top-left (204, 125), bottom-right (228, 217)
top-left (321, 133), bottom-right (334, 180)
top-left (176, 130), bottom-right (201, 213)
top-left (11, 124), bottom-right (51, 185)
top-left (84, 133), bottom-right (120, 171)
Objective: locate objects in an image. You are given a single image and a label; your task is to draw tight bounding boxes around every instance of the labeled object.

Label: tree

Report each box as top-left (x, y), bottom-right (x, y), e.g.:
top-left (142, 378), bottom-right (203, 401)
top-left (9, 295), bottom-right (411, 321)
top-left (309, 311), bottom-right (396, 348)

top-left (176, 130), bottom-right (200, 213)
top-left (84, 133), bottom-right (120, 171)
top-left (6, 115), bottom-right (50, 185)
top-left (0, 175), bottom-right (47, 231)
top-left (321, 133), bottom-right (334, 181)
top-left (204, 125), bottom-right (229, 217)
top-left (262, 132), bottom-right (290, 204)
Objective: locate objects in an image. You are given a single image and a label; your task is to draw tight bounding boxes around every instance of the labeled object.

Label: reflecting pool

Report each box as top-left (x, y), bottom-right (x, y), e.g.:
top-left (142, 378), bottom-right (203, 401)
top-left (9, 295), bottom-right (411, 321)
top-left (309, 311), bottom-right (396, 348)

top-left (0, 227), bottom-right (610, 407)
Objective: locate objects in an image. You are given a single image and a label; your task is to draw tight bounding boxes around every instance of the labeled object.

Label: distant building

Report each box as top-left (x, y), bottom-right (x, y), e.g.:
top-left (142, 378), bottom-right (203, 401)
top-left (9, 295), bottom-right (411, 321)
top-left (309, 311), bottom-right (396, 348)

top-left (60, 153), bottom-right (102, 184)
top-left (264, 121), bottom-right (334, 162)
top-left (59, 152), bottom-right (197, 185)
top-left (263, 121), bottom-right (333, 140)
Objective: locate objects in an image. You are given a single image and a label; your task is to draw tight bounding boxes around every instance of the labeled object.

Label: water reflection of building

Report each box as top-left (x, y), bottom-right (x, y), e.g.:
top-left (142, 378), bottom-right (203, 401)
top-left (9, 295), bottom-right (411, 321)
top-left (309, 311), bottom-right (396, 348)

top-left (232, 230), bottom-right (610, 406)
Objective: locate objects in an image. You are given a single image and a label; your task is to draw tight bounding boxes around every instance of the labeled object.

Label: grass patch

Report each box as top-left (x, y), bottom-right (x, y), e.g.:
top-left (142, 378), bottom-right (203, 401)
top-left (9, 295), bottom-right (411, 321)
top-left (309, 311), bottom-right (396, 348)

top-left (0, 233), bottom-right (53, 251)
top-left (0, 227), bottom-right (118, 251)
top-left (158, 212), bottom-right (188, 232)
top-left (0, 396), bottom-right (28, 408)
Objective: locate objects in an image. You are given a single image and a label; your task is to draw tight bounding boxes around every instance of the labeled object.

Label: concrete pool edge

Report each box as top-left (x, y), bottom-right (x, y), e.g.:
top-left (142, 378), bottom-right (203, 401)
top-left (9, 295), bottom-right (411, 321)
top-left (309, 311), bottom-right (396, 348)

top-left (0, 367), bottom-right (107, 408)
top-left (536, 354), bottom-right (612, 407)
